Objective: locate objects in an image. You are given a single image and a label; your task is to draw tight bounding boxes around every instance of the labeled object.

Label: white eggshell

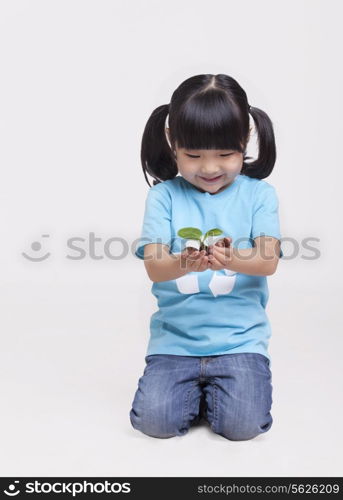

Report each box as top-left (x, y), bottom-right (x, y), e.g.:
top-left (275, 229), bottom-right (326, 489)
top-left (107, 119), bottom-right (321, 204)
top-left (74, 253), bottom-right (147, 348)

top-left (185, 239), bottom-right (200, 250)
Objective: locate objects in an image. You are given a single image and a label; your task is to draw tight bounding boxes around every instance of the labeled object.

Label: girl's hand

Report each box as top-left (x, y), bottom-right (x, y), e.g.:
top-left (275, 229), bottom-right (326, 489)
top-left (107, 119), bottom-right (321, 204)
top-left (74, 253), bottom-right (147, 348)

top-left (208, 237), bottom-right (232, 271)
top-left (180, 248), bottom-right (209, 272)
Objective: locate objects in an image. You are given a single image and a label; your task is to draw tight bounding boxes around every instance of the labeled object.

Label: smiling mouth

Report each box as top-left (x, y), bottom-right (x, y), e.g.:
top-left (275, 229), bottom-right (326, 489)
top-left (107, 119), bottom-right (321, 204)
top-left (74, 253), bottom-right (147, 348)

top-left (199, 175), bottom-right (223, 183)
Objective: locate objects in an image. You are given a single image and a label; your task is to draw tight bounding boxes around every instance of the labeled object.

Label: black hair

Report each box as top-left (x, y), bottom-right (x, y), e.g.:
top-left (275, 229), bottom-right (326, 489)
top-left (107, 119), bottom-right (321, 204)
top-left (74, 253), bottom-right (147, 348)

top-left (140, 74), bottom-right (277, 186)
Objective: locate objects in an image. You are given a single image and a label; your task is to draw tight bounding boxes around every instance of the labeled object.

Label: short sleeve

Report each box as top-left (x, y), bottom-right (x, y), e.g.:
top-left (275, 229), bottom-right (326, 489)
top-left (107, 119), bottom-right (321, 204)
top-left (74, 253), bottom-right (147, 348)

top-left (134, 186), bottom-right (172, 260)
top-left (251, 183), bottom-right (284, 258)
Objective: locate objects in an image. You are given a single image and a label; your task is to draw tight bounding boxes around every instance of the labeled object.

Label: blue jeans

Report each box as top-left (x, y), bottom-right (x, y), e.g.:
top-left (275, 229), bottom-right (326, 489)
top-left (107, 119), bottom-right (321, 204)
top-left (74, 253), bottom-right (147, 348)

top-left (130, 352), bottom-right (273, 441)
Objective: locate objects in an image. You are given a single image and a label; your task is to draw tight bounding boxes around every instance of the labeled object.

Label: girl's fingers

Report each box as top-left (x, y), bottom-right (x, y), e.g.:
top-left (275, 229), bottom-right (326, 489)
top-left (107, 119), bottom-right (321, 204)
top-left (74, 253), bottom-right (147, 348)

top-left (182, 249), bottom-right (213, 272)
top-left (183, 247), bottom-right (198, 259)
top-left (181, 250), bottom-right (196, 269)
top-left (201, 253), bottom-right (209, 265)
top-left (189, 250), bottom-right (200, 261)
top-left (186, 250), bottom-right (203, 269)
top-left (182, 248), bottom-right (194, 258)
top-left (211, 246), bottom-right (230, 267)
top-left (195, 251), bottom-right (207, 270)
top-left (208, 253), bottom-right (225, 270)
top-left (192, 253), bottom-right (201, 270)
top-left (192, 251), bottom-right (208, 271)
top-left (199, 255), bottom-right (209, 271)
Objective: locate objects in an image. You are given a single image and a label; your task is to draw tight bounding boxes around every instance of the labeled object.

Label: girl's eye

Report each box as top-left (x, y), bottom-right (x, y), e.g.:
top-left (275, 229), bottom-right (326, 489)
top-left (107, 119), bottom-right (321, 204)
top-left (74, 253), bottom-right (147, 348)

top-left (185, 153), bottom-right (233, 158)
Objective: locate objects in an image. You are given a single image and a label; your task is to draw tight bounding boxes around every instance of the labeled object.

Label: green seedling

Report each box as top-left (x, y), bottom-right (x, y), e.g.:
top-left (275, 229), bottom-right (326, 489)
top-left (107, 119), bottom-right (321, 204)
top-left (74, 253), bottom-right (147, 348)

top-left (177, 227), bottom-right (224, 255)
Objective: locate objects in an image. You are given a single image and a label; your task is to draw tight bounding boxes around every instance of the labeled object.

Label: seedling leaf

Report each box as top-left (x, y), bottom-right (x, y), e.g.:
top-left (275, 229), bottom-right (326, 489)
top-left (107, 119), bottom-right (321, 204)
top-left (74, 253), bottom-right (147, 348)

top-left (177, 227), bottom-right (203, 240)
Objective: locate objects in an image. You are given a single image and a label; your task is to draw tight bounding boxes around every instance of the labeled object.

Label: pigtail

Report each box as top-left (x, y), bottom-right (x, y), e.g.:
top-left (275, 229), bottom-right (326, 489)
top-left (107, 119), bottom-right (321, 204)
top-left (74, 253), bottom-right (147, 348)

top-left (140, 104), bottom-right (178, 187)
top-left (241, 106), bottom-right (277, 179)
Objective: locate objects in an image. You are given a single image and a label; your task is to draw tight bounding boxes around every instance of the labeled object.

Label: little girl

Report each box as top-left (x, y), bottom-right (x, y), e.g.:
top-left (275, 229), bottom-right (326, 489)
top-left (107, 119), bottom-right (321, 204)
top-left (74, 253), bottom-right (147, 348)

top-left (130, 73), bottom-right (283, 441)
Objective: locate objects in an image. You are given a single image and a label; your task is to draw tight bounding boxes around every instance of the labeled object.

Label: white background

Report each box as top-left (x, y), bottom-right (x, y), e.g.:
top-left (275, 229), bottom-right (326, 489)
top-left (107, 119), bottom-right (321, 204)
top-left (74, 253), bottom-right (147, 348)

top-left (0, 0), bottom-right (342, 476)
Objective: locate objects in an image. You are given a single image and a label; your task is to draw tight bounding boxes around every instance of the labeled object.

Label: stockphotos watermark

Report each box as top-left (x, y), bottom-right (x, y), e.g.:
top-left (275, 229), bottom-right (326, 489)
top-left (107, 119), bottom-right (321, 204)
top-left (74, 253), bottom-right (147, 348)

top-left (21, 232), bottom-right (321, 263)
top-left (3, 479), bottom-right (131, 496)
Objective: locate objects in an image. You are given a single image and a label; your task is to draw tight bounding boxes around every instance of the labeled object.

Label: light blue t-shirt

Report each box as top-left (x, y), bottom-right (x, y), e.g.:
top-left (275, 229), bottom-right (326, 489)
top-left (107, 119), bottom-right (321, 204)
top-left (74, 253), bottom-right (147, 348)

top-left (135, 174), bottom-right (283, 362)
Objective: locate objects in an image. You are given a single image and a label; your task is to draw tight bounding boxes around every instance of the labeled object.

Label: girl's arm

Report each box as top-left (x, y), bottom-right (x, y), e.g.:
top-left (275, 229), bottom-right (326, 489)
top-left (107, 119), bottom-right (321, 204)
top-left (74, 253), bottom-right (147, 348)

top-left (209, 237), bottom-right (281, 276)
top-left (143, 244), bottom-right (187, 282)
top-left (143, 244), bottom-right (208, 282)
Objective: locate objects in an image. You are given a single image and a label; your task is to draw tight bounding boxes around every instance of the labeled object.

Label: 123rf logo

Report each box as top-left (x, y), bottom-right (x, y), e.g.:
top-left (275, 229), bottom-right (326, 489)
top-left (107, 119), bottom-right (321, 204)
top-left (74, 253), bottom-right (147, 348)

top-left (3, 480), bottom-right (131, 496)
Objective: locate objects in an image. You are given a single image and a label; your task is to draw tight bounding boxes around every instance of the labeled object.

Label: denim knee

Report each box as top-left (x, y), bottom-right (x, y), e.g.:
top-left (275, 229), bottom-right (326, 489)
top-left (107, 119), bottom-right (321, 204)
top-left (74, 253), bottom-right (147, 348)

top-left (213, 415), bottom-right (273, 441)
top-left (129, 405), bottom-right (188, 439)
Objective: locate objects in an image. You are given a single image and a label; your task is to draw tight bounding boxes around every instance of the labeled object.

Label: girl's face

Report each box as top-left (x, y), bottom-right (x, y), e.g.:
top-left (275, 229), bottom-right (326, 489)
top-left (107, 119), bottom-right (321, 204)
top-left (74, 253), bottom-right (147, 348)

top-left (166, 129), bottom-right (244, 194)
